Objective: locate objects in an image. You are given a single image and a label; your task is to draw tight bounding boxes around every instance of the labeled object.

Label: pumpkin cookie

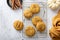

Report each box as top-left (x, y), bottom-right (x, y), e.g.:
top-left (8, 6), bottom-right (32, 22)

top-left (13, 20), bottom-right (24, 30)
top-left (25, 26), bottom-right (35, 37)
top-left (32, 16), bottom-right (42, 26)
top-left (36, 22), bottom-right (46, 32)
top-left (30, 4), bottom-right (40, 14)
top-left (24, 9), bottom-right (33, 19)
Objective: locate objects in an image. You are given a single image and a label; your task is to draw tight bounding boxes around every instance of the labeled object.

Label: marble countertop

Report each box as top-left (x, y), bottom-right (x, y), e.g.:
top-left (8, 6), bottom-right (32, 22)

top-left (0, 0), bottom-right (60, 40)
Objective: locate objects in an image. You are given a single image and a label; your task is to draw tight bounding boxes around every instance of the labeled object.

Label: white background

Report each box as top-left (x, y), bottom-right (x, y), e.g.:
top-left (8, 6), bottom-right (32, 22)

top-left (0, 0), bottom-right (60, 40)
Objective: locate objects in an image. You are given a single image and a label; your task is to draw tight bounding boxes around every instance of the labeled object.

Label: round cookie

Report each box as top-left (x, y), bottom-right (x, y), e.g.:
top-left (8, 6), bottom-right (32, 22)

top-left (25, 26), bottom-right (35, 37)
top-left (36, 22), bottom-right (46, 32)
top-left (13, 20), bottom-right (24, 30)
top-left (24, 9), bottom-right (33, 19)
top-left (32, 16), bottom-right (42, 26)
top-left (30, 4), bottom-right (40, 14)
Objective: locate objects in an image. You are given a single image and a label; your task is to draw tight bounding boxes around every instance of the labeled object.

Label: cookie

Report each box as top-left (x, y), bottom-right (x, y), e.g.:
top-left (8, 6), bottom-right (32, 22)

top-left (36, 22), bottom-right (46, 32)
top-left (13, 20), bottom-right (24, 30)
top-left (30, 4), bottom-right (40, 14)
top-left (24, 9), bottom-right (33, 19)
top-left (25, 26), bottom-right (35, 37)
top-left (32, 16), bottom-right (42, 26)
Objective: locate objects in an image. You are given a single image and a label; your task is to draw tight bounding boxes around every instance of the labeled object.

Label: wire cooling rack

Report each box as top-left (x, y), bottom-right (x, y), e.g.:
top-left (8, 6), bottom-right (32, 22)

top-left (22, 2), bottom-right (47, 39)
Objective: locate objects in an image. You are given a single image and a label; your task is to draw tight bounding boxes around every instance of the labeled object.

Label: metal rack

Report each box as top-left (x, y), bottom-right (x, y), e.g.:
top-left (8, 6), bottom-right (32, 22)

top-left (22, 2), bottom-right (47, 40)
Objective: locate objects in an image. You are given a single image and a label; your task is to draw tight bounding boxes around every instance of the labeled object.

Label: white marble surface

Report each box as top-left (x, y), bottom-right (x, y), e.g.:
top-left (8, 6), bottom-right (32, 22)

top-left (0, 0), bottom-right (60, 40)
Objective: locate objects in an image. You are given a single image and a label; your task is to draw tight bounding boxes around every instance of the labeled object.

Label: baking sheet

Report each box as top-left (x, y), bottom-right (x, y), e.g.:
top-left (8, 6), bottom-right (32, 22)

top-left (22, 2), bottom-right (47, 39)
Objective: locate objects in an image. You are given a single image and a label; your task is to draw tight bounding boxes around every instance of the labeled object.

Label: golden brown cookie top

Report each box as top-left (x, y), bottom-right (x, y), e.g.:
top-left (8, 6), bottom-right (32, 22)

top-left (30, 4), bottom-right (40, 14)
top-left (25, 26), bottom-right (35, 37)
top-left (36, 22), bottom-right (46, 32)
top-left (13, 20), bottom-right (24, 30)
top-left (32, 16), bottom-right (42, 26)
top-left (24, 9), bottom-right (33, 19)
